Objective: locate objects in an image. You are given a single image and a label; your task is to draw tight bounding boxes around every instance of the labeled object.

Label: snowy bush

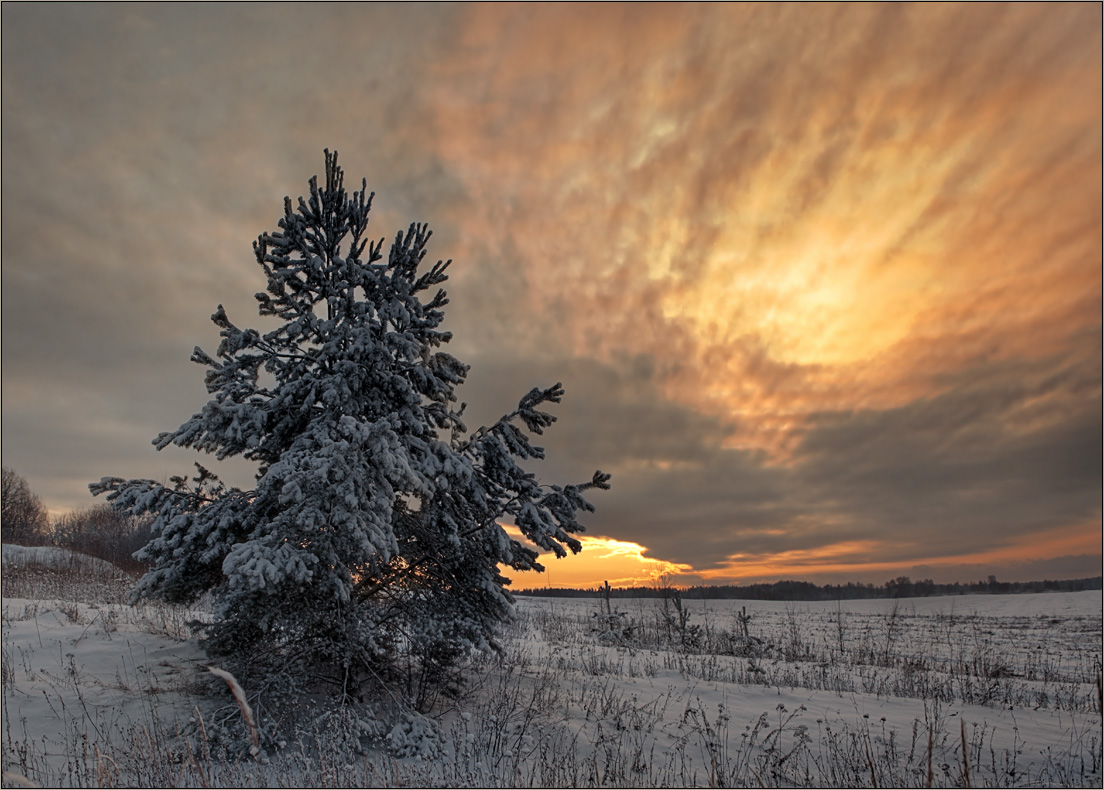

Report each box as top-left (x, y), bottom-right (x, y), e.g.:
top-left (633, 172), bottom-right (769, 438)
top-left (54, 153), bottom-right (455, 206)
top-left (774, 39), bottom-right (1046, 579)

top-left (386, 711), bottom-right (442, 759)
top-left (91, 150), bottom-right (609, 715)
top-left (590, 610), bottom-right (639, 645)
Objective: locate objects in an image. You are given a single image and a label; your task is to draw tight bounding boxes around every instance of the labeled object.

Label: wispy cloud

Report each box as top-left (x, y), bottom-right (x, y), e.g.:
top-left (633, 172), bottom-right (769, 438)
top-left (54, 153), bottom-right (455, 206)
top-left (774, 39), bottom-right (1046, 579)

top-left (2, 4), bottom-right (1099, 582)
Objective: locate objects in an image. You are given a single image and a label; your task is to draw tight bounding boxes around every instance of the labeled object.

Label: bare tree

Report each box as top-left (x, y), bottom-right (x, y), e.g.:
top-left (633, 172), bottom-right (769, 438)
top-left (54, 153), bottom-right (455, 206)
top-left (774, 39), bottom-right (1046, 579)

top-left (1, 466), bottom-right (49, 545)
top-left (52, 504), bottom-right (151, 572)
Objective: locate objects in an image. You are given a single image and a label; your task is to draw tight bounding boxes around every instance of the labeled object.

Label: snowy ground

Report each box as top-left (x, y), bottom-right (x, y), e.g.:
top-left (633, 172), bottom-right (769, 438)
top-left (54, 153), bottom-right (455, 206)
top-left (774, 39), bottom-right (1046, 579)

top-left (2, 547), bottom-right (1101, 787)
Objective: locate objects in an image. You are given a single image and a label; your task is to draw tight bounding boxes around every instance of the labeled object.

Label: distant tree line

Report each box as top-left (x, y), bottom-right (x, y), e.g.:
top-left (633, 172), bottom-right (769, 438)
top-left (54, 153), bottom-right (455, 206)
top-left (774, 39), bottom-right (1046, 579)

top-left (1, 466), bottom-right (151, 573)
top-left (518, 573), bottom-right (1103, 601)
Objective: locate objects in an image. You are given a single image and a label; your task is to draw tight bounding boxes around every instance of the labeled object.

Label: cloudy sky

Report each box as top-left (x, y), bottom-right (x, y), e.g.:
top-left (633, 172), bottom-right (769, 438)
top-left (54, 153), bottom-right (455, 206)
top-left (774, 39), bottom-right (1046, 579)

top-left (3, 4), bottom-right (1100, 588)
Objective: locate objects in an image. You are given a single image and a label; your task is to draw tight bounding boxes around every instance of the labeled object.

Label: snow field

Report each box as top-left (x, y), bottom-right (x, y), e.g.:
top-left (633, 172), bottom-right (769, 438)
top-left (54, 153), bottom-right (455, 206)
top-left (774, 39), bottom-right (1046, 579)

top-left (502, 594), bottom-right (1101, 786)
top-left (1, 597), bottom-right (206, 786)
top-left (2, 559), bottom-right (1101, 787)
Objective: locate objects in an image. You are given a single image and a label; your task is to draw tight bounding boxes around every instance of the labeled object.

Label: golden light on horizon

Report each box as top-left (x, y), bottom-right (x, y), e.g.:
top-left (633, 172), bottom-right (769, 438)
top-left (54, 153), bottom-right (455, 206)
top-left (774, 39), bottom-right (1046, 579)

top-left (508, 517), bottom-right (1101, 590)
top-left (695, 519), bottom-right (1104, 585)
top-left (509, 534), bottom-right (692, 590)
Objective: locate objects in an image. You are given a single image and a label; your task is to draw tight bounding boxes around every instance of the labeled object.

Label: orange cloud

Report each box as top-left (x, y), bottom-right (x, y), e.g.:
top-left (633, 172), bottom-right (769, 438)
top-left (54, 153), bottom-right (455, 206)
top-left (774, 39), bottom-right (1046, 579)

top-left (428, 3), bottom-right (1101, 468)
top-left (697, 518), bottom-right (1103, 584)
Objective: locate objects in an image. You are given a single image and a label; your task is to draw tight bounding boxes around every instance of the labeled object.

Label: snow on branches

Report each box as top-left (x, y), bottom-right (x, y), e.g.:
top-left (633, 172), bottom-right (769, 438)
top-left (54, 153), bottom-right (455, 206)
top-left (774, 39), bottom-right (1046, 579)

top-left (92, 150), bottom-right (609, 704)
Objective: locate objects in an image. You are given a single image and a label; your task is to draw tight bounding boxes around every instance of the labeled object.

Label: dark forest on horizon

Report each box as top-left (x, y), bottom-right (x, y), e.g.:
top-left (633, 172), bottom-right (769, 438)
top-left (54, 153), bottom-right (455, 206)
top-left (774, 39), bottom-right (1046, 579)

top-left (515, 575), bottom-right (1104, 601)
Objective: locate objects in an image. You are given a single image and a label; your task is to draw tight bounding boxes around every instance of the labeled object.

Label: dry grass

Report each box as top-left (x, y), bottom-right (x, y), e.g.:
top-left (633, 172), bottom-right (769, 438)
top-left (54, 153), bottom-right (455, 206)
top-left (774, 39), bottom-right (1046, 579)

top-left (2, 554), bottom-right (1101, 788)
top-left (1, 556), bottom-right (135, 605)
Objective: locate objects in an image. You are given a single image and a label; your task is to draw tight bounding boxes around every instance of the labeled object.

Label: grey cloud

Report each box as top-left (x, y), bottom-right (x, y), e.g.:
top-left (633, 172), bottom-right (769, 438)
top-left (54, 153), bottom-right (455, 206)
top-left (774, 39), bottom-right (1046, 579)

top-left (459, 352), bottom-right (728, 470)
top-left (794, 352), bottom-right (1103, 553)
top-left (458, 351), bottom-right (811, 567)
top-left (482, 347), bottom-right (1103, 573)
top-left (3, 2), bottom-right (464, 508)
top-left (453, 350), bottom-right (803, 563)
top-left (2, 4), bottom-right (1099, 585)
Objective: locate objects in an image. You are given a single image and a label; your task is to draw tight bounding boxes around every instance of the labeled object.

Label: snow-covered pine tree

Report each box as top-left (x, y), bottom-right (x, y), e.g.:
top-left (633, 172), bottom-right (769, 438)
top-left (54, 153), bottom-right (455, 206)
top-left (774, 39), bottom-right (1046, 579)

top-left (92, 150), bottom-right (609, 708)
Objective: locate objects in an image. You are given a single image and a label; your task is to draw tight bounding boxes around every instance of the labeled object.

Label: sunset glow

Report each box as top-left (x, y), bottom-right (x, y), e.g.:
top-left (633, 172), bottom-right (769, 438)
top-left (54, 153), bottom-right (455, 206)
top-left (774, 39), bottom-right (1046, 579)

top-left (513, 519), bottom-right (1104, 590)
top-left (3, 3), bottom-right (1100, 588)
top-left (510, 535), bottom-right (693, 591)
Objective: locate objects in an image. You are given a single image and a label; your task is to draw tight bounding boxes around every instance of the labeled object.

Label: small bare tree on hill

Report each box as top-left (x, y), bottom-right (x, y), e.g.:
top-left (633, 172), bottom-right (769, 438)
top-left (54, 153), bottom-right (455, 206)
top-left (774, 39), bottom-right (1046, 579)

top-left (2, 466), bottom-right (49, 545)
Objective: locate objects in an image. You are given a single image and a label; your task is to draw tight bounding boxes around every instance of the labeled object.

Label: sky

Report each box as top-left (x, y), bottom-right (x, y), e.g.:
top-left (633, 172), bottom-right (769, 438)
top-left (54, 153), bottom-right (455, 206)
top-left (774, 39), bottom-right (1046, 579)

top-left (2, 3), bottom-right (1101, 589)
